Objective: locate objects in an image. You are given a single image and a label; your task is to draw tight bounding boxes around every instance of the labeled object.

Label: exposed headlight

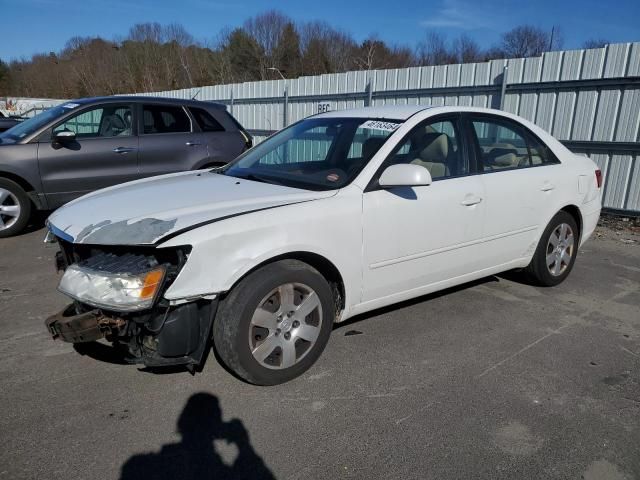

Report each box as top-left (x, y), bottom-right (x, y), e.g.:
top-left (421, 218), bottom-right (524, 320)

top-left (58, 264), bottom-right (166, 312)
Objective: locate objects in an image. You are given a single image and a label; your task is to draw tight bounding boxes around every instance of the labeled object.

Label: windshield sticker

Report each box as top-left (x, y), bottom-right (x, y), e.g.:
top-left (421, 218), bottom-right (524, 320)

top-left (326, 173), bottom-right (340, 182)
top-left (61, 103), bottom-right (80, 109)
top-left (361, 120), bottom-right (401, 132)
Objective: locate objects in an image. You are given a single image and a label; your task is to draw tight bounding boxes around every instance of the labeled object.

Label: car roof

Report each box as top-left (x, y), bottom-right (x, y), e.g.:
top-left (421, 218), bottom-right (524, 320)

top-left (314, 105), bottom-right (529, 122)
top-left (68, 96), bottom-right (227, 110)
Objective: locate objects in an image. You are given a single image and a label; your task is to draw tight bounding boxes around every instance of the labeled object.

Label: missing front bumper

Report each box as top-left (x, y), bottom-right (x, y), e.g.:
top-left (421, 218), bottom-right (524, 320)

top-left (45, 299), bottom-right (218, 370)
top-left (45, 305), bottom-right (125, 343)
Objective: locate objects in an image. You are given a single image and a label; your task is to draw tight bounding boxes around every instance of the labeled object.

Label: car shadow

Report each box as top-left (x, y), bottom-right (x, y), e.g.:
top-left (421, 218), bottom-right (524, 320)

top-left (119, 392), bottom-right (275, 480)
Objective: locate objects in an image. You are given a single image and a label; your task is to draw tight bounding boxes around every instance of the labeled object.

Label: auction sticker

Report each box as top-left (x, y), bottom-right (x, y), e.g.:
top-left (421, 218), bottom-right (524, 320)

top-left (361, 120), bottom-right (401, 132)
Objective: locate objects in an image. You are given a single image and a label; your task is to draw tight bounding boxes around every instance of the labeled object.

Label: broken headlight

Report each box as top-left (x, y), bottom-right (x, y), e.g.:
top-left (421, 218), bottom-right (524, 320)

top-left (58, 264), bottom-right (166, 312)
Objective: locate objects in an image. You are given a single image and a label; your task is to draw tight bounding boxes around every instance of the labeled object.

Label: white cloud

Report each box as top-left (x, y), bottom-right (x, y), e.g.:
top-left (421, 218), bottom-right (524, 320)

top-left (420, 0), bottom-right (494, 30)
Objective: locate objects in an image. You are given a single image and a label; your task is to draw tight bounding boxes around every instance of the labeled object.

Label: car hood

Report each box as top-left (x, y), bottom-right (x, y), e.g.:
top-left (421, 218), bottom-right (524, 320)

top-left (48, 171), bottom-right (337, 246)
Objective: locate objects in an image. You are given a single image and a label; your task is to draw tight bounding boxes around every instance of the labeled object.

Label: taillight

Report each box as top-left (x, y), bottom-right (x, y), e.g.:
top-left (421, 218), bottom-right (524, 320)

top-left (595, 169), bottom-right (602, 188)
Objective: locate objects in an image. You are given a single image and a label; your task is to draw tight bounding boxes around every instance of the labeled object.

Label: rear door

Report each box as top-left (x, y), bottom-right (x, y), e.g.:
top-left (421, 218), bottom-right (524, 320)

top-left (37, 103), bottom-right (139, 208)
top-left (467, 113), bottom-right (563, 267)
top-left (137, 103), bottom-right (207, 177)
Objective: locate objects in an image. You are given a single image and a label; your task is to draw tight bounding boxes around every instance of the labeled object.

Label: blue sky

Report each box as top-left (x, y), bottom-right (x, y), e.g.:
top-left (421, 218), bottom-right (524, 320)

top-left (1, 0), bottom-right (638, 60)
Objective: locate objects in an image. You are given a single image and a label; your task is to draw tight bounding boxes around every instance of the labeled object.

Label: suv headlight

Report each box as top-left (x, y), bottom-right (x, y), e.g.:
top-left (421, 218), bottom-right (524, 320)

top-left (58, 264), bottom-right (166, 312)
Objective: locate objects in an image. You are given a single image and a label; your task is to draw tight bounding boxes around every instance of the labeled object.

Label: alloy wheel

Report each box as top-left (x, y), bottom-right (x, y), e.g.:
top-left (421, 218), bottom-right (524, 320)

top-left (546, 223), bottom-right (575, 277)
top-left (0, 188), bottom-right (20, 231)
top-left (248, 282), bottom-right (323, 370)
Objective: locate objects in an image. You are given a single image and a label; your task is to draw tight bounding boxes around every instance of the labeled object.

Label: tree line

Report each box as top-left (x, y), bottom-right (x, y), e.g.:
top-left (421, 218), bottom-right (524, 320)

top-left (0, 10), bottom-right (609, 99)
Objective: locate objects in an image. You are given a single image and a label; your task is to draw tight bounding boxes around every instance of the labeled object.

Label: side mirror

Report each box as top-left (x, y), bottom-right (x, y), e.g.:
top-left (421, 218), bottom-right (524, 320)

top-left (378, 164), bottom-right (432, 188)
top-left (53, 130), bottom-right (76, 143)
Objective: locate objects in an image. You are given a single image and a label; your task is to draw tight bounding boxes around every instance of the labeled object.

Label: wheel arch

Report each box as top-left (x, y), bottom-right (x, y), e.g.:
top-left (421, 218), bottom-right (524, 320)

top-left (0, 170), bottom-right (36, 195)
top-left (223, 251), bottom-right (346, 320)
top-left (559, 204), bottom-right (583, 241)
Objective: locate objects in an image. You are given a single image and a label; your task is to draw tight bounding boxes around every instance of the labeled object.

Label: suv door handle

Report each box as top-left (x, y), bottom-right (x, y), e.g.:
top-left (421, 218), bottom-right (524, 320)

top-left (461, 195), bottom-right (483, 206)
top-left (540, 182), bottom-right (555, 192)
top-left (185, 141), bottom-right (201, 147)
top-left (113, 147), bottom-right (136, 154)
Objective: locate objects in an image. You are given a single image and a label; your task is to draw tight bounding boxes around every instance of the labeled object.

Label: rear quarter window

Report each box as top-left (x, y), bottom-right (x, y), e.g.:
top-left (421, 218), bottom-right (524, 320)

top-left (189, 107), bottom-right (225, 132)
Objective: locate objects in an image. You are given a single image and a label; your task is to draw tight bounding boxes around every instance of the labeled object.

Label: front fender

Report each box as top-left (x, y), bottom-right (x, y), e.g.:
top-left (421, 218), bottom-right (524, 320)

top-left (158, 190), bottom-right (363, 317)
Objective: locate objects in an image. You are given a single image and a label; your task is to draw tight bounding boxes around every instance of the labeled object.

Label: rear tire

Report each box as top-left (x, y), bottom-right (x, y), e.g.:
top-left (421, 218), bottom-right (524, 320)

top-left (0, 178), bottom-right (31, 238)
top-left (525, 211), bottom-right (579, 287)
top-left (213, 260), bottom-right (334, 385)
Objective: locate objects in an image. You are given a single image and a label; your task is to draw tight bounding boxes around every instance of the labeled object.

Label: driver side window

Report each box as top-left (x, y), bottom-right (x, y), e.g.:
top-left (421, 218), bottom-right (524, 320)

top-left (385, 117), bottom-right (466, 180)
top-left (53, 105), bottom-right (133, 139)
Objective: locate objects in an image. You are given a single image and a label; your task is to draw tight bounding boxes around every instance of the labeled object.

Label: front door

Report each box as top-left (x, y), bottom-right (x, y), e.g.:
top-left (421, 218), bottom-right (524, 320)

top-left (37, 103), bottom-right (138, 208)
top-left (361, 116), bottom-right (486, 304)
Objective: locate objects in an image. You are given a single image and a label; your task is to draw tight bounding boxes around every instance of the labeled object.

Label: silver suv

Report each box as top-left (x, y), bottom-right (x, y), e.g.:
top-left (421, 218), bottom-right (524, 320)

top-left (0, 96), bottom-right (251, 237)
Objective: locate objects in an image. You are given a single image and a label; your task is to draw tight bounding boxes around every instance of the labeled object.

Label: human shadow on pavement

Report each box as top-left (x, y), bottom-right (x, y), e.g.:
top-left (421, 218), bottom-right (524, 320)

top-left (120, 392), bottom-right (275, 480)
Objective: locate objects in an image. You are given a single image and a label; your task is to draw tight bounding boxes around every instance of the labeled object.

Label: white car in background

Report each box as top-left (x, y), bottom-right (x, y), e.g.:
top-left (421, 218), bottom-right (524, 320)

top-left (45, 106), bottom-right (602, 385)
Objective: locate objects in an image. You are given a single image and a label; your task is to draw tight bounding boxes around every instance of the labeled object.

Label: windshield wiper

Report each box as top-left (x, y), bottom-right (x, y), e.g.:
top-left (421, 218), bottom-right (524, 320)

top-left (238, 173), bottom-right (284, 186)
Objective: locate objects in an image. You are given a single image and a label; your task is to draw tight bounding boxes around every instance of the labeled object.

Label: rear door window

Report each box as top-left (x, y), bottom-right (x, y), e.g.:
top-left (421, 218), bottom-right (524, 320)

top-left (142, 105), bottom-right (191, 134)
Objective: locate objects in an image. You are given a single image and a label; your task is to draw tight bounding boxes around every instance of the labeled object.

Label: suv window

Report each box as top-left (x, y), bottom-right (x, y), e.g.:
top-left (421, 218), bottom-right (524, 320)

top-left (470, 116), bottom-right (558, 171)
top-left (53, 105), bottom-right (133, 138)
top-left (142, 105), bottom-right (190, 134)
top-left (189, 107), bottom-right (225, 132)
top-left (384, 117), bottom-right (467, 180)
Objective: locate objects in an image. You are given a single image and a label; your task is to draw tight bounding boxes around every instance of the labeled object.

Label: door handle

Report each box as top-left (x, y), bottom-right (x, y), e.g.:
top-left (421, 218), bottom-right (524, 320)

top-left (113, 147), bottom-right (136, 154)
top-left (185, 141), bottom-right (201, 147)
top-left (461, 196), bottom-right (483, 206)
top-left (540, 182), bottom-right (555, 192)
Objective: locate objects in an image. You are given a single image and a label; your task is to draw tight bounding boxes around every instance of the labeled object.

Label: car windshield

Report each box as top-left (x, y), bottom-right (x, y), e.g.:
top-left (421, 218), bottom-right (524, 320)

top-left (223, 117), bottom-right (402, 191)
top-left (0, 104), bottom-right (72, 141)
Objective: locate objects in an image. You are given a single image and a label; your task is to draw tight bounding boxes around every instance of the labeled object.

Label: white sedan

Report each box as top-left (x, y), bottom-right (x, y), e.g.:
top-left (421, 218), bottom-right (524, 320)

top-left (45, 106), bottom-right (602, 385)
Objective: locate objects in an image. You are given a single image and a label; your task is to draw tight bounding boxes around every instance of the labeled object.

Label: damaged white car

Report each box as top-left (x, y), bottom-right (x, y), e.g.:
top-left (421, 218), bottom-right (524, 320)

top-left (45, 106), bottom-right (602, 385)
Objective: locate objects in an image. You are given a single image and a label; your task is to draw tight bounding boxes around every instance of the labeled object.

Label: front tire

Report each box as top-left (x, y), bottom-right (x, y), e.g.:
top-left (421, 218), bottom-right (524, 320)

top-left (0, 178), bottom-right (31, 238)
top-left (525, 211), bottom-right (579, 287)
top-left (213, 260), bottom-right (334, 385)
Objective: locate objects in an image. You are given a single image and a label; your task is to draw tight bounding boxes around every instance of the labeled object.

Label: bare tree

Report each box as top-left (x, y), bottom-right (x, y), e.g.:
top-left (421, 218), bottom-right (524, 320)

top-left (416, 32), bottom-right (456, 65)
top-left (452, 35), bottom-right (482, 63)
top-left (500, 25), bottom-right (562, 58)
top-left (583, 38), bottom-right (609, 49)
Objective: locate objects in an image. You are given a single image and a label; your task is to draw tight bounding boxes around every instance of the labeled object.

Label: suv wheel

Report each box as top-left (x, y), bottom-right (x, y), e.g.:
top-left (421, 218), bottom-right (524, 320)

top-left (213, 260), bottom-right (334, 385)
top-left (0, 178), bottom-right (31, 238)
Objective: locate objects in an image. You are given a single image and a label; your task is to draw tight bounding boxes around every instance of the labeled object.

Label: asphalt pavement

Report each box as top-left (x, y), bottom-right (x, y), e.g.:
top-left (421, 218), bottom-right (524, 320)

top-left (0, 222), bottom-right (638, 480)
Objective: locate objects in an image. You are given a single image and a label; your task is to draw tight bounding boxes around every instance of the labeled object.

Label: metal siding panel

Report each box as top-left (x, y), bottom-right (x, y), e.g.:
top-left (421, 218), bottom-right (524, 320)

top-left (523, 57), bottom-right (542, 82)
top-left (603, 154), bottom-right (632, 209)
top-left (552, 91), bottom-right (576, 139)
top-left (571, 90), bottom-right (598, 140)
top-left (489, 60), bottom-right (504, 84)
top-left (506, 58), bottom-right (524, 83)
top-left (627, 43), bottom-right (640, 76)
top-left (446, 64), bottom-right (461, 86)
top-left (560, 50), bottom-right (583, 80)
top-left (592, 90), bottom-right (620, 141)
top-left (626, 155), bottom-right (640, 211)
top-left (541, 51), bottom-right (563, 81)
top-left (518, 93), bottom-right (538, 122)
top-left (459, 63), bottom-right (476, 86)
top-left (433, 65), bottom-right (447, 87)
top-left (604, 43), bottom-right (630, 78)
top-left (474, 63), bottom-right (490, 85)
top-left (614, 89), bottom-right (640, 142)
top-left (535, 92), bottom-right (556, 132)
top-left (419, 66), bottom-right (434, 88)
top-left (503, 93), bottom-right (519, 114)
top-left (581, 48), bottom-right (606, 79)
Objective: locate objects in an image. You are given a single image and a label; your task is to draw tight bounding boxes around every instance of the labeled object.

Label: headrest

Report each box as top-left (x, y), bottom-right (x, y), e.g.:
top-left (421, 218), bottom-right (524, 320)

top-left (418, 133), bottom-right (448, 163)
top-left (362, 137), bottom-right (386, 160)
